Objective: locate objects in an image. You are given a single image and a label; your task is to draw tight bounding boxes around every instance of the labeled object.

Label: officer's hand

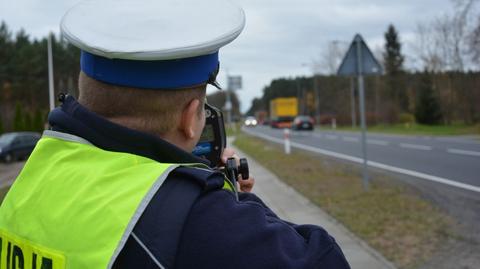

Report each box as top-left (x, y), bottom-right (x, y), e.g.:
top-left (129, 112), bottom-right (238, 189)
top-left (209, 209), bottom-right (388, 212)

top-left (221, 148), bottom-right (255, 193)
top-left (238, 175), bottom-right (255, 193)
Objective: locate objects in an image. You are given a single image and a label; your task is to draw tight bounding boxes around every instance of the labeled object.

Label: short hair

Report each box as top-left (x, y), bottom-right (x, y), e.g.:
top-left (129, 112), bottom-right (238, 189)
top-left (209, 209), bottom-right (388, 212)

top-left (78, 71), bottom-right (206, 136)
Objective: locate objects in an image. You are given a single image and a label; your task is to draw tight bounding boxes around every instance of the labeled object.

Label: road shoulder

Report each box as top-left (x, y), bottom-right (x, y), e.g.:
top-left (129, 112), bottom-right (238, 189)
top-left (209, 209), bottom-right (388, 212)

top-left (231, 143), bottom-right (396, 269)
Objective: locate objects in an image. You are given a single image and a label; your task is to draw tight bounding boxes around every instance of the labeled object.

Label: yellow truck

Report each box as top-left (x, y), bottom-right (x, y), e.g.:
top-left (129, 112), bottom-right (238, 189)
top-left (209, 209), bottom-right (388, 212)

top-left (269, 97), bottom-right (298, 128)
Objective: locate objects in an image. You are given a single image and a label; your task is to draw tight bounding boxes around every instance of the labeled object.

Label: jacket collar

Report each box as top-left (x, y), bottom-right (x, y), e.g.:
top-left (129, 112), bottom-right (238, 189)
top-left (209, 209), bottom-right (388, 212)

top-left (48, 95), bottom-right (210, 166)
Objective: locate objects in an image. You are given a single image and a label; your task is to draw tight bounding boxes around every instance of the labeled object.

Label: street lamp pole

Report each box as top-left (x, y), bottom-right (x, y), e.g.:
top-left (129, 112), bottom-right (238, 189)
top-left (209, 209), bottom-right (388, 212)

top-left (47, 33), bottom-right (55, 111)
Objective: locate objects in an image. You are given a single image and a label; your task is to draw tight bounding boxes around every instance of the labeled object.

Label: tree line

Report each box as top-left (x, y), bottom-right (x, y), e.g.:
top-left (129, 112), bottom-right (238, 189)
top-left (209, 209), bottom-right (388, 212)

top-left (247, 1), bottom-right (480, 126)
top-left (0, 21), bottom-right (80, 134)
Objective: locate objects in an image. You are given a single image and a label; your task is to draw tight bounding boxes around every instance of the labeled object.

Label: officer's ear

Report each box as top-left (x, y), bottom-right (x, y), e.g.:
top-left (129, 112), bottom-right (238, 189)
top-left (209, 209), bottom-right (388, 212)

top-left (179, 98), bottom-right (202, 139)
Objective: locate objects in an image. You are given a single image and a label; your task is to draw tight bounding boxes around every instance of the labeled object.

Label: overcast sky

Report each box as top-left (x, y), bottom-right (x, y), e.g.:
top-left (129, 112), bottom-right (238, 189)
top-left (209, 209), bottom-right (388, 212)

top-left (0, 0), bottom-right (454, 112)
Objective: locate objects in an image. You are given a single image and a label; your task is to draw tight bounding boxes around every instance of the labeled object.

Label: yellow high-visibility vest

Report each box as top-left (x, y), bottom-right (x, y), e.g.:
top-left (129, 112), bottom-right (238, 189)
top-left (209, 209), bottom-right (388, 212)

top-left (0, 130), bottom-right (232, 269)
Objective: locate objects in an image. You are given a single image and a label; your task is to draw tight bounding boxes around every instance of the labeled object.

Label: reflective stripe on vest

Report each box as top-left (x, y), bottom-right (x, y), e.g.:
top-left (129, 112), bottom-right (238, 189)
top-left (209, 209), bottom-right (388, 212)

top-left (0, 130), bottom-right (231, 269)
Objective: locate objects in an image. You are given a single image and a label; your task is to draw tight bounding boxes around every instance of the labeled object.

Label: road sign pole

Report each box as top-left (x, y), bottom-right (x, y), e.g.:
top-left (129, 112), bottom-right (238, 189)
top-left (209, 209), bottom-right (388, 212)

top-left (314, 74), bottom-right (320, 124)
top-left (338, 33), bottom-right (382, 191)
top-left (47, 33), bottom-right (55, 111)
top-left (350, 77), bottom-right (357, 129)
top-left (356, 38), bottom-right (369, 190)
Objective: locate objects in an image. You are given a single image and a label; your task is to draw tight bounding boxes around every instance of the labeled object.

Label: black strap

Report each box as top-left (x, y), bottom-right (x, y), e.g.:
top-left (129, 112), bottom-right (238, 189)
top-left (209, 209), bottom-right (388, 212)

top-left (113, 166), bottom-right (224, 269)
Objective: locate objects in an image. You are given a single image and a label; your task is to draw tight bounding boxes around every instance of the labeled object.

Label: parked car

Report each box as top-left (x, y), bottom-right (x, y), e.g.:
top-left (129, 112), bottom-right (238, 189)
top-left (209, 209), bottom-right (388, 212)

top-left (292, 115), bottom-right (314, 130)
top-left (0, 132), bottom-right (41, 163)
top-left (244, 116), bottom-right (258, 127)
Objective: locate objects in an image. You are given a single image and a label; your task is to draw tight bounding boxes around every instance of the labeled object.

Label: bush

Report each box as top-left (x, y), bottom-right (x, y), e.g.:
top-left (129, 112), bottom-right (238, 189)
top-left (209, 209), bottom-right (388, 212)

top-left (399, 113), bottom-right (415, 126)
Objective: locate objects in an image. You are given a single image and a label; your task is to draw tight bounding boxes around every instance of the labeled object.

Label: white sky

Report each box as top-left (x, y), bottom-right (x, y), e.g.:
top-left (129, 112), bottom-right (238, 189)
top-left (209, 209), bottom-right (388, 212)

top-left (0, 0), bottom-right (454, 112)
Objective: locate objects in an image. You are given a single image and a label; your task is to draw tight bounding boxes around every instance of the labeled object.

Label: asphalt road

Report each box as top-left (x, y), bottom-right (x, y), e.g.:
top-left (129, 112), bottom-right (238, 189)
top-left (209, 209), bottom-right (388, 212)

top-left (244, 126), bottom-right (480, 191)
top-left (243, 126), bottom-right (480, 268)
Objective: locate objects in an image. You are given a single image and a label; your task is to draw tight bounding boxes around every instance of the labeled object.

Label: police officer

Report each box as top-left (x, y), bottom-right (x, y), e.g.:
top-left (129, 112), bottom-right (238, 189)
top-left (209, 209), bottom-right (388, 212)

top-left (0, 0), bottom-right (350, 268)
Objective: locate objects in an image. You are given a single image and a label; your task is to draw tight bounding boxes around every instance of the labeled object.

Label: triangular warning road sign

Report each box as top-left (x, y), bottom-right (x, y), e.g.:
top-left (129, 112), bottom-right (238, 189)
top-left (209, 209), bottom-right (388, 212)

top-left (337, 34), bottom-right (382, 76)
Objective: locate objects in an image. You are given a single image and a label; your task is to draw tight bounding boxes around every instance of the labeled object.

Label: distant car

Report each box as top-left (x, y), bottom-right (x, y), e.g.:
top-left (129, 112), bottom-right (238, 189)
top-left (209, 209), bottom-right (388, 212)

top-left (0, 132), bottom-right (41, 163)
top-left (244, 116), bottom-right (258, 127)
top-left (292, 115), bottom-right (314, 131)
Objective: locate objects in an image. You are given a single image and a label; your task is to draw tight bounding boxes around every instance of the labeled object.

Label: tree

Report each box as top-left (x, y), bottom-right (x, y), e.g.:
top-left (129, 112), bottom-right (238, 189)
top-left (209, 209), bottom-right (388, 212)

top-left (383, 24), bottom-right (408, 112)
top-left (320, 41), bottom-right (348, 75)
top-left (13, 102), bottom-right (25, 131)
top-left (384, 25), bottom-right (404, 76)
top-left (24, 112), bottom-right (32, 131)
top-left (415, 71), bottom-right (443, 125)
top-left (33, 109), bottom-right (46, 133)
top-left (206, 91), bottom-right (241, 120)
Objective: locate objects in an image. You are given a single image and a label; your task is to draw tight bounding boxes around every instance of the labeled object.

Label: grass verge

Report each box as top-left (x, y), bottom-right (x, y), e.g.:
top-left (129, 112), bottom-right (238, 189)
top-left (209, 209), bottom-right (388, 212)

top-left (225, 122), bottom-right (242, 137)
top-left (335, 123), bottom-right (480, 136)
top-left (234, 133), bottom-right (452, 269)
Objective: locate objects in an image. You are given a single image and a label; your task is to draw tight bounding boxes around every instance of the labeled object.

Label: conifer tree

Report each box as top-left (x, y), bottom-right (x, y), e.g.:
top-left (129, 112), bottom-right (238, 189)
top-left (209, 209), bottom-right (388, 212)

top-left (415, 71), bottom-right (443, 125)
top-left (383, 24), bottom-right (408, 112)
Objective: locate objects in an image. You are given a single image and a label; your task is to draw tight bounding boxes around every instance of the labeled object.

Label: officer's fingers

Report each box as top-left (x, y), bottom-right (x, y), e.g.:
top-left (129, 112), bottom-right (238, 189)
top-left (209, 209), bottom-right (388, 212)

top-left (238, 176), bottom-right (255, 193)
top-left (221, 148), bottom-right (235, 163)
top-left (221, 147), bottom-right (240, 165)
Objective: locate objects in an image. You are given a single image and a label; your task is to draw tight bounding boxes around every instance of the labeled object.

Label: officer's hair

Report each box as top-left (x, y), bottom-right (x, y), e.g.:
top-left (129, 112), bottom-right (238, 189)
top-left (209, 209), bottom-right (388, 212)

top-left (78, 72), bottom-right (206, 136)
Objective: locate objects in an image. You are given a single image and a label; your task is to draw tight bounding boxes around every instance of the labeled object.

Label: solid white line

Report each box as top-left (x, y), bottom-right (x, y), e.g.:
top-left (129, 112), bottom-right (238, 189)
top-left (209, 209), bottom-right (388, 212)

top-left (399, 143), bottom-right (432, 151)
top-left (343, 137), bottom-right (359, 142)
top-left (447, 148), bottom-right (480, 157)
top-left (243, 129), bottom-right (480, 193)
top-left (367, 139), bottom-right (389, 146)
top-left (326, 135), bottom-right (338, 140)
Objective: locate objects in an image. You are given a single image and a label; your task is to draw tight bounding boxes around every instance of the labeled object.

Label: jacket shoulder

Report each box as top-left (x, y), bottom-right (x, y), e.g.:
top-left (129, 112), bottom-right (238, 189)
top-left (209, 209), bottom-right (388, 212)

top-left (175, 191), bottom-right (351, 269)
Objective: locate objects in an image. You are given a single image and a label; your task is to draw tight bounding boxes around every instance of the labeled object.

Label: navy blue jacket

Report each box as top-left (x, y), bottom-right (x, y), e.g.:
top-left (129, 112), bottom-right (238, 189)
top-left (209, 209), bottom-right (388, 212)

top-left (48, 96), bottom-right (350, 269)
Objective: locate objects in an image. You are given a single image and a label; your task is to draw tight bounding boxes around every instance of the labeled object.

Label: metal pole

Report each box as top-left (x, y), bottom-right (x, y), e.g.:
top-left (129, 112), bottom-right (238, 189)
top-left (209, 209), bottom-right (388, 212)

top-left (47, 33), bottom-right (55, 111)
top-left (350, 77), bottom-right (357, 129)
top-left (226, 88), bottom-right (232, 125)
top-left (296, 79), bottom-right (303, 114)
top-left (356, 38), bottom-right (369, 190)
top-left (313, 74), bottom-right (320, 123)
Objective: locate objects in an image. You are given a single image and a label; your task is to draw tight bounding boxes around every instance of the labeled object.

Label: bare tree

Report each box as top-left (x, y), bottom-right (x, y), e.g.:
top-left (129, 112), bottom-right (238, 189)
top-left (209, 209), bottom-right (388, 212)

top-left (469, 20), bottom-right (480, 63)
top-left (413, 23), bottom-right (444, 72)
top-left (451, 0), bottom-right (480, 68)
top-left (320, 40), bottom-right (348, 75)
top-left (413, 0), bottom-right (479, 71)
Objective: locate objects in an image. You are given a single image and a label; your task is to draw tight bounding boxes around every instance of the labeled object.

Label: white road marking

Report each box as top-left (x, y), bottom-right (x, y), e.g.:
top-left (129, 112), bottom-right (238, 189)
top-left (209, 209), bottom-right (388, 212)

top-left (325, 135), bottom-right (338, 140)
top-left (447, 148), bottom-right (480, 157)
top-left (243, 129), bottom-right (480, 193)
top-left (367, 139), bottom-right (389, 146)
top-left (343, 137), bottom-right (359, 142)
top-left (399, 143), bottom-right (432, 151)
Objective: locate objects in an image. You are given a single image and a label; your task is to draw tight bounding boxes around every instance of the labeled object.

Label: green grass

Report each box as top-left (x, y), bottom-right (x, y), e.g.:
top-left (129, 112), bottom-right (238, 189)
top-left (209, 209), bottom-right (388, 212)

top-left (225, 122), bottom-right (242, 137)
top-left (334, 123), bottom-right (480, 136)
top-left (234, 133), bottom-right (452, 269)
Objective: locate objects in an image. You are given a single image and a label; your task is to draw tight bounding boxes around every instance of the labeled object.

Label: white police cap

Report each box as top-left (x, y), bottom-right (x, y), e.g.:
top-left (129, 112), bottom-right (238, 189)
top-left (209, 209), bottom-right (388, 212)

top-left (60, 0), bottom-right (245, 89)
